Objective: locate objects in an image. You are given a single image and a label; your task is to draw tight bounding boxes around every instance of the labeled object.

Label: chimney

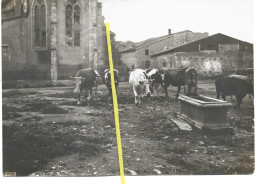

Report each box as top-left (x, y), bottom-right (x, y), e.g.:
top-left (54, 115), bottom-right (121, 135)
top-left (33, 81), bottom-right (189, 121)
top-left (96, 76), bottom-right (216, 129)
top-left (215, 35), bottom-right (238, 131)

top-left (168, 29), bottom-right (171, 35)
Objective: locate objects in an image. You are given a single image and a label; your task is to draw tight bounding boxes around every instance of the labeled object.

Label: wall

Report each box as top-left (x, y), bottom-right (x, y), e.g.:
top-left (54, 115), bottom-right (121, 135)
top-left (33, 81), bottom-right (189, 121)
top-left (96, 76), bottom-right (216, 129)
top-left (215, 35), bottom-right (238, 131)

top-left (97, 3), bottom-right (105, 68)
top-left (56, 0), bottom-right (86, 66)
top-left (152, 50), bottom-right (253, 77)
top-left (2, 0), bottom-right (52, 65)
top-left (133, 31), bottom-right (208, 69)
top-left (242, 52), bottom-right (254, 68)
top-left (100, 30), bottom-right (120, 68)
top-left (120, 51), bottom-right (137, 69)
top-left (56, 0), bottom-right (105, 70)
top-left (2, 18), bottom-right (29, 64)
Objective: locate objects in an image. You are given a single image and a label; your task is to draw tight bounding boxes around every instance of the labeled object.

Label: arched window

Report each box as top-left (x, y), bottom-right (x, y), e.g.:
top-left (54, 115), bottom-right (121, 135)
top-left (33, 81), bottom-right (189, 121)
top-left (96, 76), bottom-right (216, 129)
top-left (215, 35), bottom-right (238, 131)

top-left (65, 0), bottom-right (81, 47)
top-left (32, 0), bottom-right (47, 49)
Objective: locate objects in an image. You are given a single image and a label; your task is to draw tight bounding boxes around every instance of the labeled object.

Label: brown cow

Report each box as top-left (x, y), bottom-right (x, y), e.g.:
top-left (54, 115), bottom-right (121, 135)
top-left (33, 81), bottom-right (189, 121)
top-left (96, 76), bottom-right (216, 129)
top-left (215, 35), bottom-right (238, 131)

top-left (72, 68), bottom-right (96, 105)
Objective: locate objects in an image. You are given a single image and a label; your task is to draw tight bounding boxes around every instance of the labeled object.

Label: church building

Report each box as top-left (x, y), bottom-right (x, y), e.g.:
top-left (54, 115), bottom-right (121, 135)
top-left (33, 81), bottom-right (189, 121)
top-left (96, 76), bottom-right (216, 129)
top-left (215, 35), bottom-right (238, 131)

top-left (2, 0), bottom-right (116, 82)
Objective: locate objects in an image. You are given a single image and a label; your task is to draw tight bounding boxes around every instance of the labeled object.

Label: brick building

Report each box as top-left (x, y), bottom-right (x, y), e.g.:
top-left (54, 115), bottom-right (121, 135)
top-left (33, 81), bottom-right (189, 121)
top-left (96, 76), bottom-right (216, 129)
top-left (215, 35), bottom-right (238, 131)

top-left (120, 30), bottom-right (209, 69)
top-left (151, 33), bottom-right (253, 77)
top-left (2, 0), bottom-right (118, 83)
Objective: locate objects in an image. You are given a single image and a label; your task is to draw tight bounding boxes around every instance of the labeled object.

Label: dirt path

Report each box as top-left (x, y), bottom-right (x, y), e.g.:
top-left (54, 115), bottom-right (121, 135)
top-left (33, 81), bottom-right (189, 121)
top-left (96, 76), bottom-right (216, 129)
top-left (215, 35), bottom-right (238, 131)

top-left (2, 81), bottom-right (254, 176)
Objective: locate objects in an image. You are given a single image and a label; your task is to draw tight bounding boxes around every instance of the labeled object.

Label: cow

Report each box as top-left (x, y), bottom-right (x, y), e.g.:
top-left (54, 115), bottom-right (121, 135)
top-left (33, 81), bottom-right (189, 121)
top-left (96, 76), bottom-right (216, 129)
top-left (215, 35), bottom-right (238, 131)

top-left (71, 68), bottom-right (96, 105)
top-left (145, 68), bottom-right (164, 96)
top-left (159, 67), bottom-right (188, 98)
top-left (129, 69), bottom-right (152, 106)
top-left (215, 74), bottom-right (254, 110)
top-left (102, 69), bottom-right (119, 101)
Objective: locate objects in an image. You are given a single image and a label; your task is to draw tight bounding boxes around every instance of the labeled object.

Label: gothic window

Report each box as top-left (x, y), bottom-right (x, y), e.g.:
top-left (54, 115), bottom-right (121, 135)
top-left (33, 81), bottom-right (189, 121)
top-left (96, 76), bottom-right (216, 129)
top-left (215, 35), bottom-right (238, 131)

top-left (32, 0), bottom-right (47, 49)
top-left (65, 0), bottom-right (81, 47)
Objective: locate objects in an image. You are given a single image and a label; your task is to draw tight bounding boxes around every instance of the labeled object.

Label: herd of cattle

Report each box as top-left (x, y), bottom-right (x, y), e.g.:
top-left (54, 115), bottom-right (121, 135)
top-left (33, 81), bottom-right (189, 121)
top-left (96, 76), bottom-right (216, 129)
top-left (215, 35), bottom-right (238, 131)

top-left (71, 67), bottom-right (253, 110)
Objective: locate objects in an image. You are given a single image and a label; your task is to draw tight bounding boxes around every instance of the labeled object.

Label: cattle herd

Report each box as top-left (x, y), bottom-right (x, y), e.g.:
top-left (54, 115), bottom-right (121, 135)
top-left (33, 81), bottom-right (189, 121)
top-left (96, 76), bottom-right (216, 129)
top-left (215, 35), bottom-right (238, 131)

top-left (71, 67), bottom-right (253, 109)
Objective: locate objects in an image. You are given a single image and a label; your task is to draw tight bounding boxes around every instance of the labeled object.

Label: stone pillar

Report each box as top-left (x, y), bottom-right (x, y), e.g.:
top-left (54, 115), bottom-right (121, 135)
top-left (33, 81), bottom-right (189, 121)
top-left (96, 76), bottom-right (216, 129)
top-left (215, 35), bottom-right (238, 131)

top-left (50, 0), bottom-right (58, 82)
top-left (88, 0), bottom-right (98, 69)
top-left (97, 2), bottom-right (104, 69)
top-left (83, 1), bottom-right (89, 67)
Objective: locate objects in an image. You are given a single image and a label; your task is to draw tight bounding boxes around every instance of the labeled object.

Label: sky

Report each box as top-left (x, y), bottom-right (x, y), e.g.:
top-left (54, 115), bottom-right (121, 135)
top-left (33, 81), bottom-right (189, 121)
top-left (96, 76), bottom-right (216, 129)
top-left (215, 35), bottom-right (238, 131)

top-left (99, 0), bottom-right (254, 43)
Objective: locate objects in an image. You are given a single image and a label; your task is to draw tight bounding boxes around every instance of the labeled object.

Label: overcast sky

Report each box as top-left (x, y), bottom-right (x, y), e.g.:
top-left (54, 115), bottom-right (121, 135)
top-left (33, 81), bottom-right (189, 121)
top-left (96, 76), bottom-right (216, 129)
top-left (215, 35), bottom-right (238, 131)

top-left (99, 0), bottom-right (253, 43)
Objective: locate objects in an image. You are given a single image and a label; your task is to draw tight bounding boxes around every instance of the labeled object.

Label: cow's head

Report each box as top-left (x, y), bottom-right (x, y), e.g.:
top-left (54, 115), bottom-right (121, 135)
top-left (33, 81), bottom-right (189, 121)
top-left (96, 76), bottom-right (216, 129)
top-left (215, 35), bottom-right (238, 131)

top-left (71, 76), bottom-right (85, 94)
top-left (103, 69), bottom-right (119, 87)
top-left (139, 79), bottom-right (153, 98)
top-left (158, 69), bottom-right (166, 86)
top-left (151, 72), bottom-right (164, 84)
top-left (158, 73), bottom-right (166, 87)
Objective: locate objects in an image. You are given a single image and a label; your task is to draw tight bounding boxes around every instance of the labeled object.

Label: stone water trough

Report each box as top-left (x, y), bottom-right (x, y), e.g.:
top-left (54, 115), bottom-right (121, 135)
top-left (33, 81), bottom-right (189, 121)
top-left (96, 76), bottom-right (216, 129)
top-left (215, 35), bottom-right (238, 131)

top-left (178, 69), bottom-right (233, 131)
top-left (178, 95), bottom-right (232, 130)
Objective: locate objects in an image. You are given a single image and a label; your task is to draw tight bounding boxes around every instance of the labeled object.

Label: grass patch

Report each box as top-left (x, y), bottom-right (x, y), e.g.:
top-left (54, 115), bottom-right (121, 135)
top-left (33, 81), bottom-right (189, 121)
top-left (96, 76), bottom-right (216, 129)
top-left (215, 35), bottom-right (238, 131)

top-left (25, 100), bottom-right (68, 114)
top-left (47, 91), bottom-right (75, 99)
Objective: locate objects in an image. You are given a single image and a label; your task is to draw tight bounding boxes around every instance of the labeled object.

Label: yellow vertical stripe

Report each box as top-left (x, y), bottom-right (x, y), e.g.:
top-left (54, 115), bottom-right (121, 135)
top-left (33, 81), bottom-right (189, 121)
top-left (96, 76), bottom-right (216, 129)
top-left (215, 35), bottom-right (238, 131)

top-left (105, 23), bottom-right (125, 184)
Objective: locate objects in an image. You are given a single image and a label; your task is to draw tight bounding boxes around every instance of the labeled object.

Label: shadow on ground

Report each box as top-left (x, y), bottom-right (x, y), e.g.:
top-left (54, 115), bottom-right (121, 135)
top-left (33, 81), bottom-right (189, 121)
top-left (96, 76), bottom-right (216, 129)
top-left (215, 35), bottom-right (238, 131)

top-left (3, 120), bottom-right (110, 176)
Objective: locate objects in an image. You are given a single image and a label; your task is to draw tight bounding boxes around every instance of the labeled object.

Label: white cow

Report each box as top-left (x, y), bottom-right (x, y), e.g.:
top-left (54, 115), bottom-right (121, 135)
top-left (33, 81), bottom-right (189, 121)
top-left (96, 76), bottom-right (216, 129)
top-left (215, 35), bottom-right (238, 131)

top-left (129, 69), bottom-right (152, 106)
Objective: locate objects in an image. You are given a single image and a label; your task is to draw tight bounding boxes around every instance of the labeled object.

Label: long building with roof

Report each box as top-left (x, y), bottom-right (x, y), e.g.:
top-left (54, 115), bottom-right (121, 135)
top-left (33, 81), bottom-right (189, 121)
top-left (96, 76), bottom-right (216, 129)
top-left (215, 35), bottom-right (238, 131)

top-left (150, 33), bottom-right (253, 77)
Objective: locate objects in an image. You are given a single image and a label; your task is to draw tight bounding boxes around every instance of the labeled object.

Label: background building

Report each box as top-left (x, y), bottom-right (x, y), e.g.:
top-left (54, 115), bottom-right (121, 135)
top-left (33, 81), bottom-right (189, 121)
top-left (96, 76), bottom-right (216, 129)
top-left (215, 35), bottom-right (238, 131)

top-left (151, 33), bottom-right (253, 77)
top-left (119, 30), bottom-right (209, 69)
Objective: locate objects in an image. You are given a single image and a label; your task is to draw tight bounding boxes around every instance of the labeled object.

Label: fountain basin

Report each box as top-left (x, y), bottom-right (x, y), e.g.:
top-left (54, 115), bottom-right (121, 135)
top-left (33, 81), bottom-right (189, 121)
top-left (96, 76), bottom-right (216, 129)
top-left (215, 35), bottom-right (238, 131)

top-left (178, 95), bottom-right (233, 130)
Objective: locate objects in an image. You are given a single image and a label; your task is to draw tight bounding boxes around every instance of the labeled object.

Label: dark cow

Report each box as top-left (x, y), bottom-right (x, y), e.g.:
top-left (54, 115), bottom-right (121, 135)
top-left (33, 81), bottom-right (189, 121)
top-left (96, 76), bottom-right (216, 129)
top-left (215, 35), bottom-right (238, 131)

top-left (145, 68), bottom-right (164, 96)
top-left (159, 67), bottom-right (188, 98)
top-left (215, 74), bottom-right (254, 110)
top-left (102, 69), bottom-right (119, 101)
top-left (72, 68), bottom-right (96, 105)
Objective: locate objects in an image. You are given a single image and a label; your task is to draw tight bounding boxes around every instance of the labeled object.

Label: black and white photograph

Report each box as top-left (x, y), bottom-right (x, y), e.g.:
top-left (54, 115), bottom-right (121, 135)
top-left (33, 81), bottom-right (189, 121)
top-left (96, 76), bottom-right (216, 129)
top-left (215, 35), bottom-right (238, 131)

top-left (0, 0), bottom-right (258, 183)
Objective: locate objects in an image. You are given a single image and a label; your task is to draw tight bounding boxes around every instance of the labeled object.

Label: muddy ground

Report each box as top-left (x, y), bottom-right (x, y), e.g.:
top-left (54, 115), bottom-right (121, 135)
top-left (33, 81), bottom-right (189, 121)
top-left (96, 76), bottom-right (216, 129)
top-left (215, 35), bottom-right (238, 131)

top-left (2, 80), bottom-right (254, 176)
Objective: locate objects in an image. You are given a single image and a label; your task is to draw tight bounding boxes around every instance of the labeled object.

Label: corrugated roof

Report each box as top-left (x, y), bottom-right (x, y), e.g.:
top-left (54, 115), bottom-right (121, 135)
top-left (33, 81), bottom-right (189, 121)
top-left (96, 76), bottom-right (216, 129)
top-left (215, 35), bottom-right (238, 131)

top-left (119, 30), bottom-right (192, 53)
top-left (120, 47), bottom-right (135, 53)
top-left (135, 30), bottom-right (191, 50)
top-left (134, 35), bottom-right (168, 48)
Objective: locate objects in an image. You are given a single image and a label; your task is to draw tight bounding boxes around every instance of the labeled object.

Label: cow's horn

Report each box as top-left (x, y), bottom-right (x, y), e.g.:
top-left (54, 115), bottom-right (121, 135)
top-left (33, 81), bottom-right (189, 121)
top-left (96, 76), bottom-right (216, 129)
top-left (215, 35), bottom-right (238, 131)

top-left (104, 69), bottom-right (110, 73)
top-left (73, 76), bottom-right (83, 79)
